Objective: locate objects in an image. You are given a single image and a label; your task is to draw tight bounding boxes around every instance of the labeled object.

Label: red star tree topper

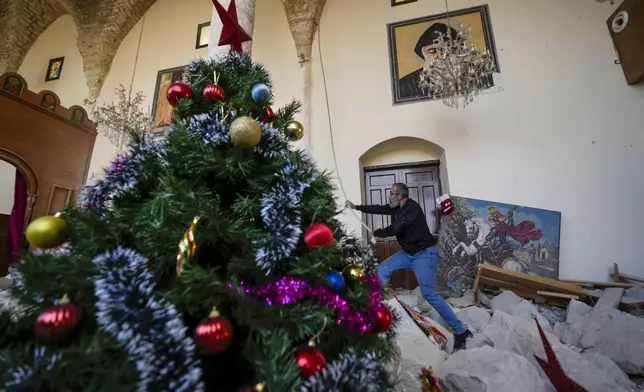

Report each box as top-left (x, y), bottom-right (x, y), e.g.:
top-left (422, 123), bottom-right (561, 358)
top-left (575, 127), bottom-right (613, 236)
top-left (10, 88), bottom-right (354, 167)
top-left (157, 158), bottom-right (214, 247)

top-left (212, 0), bottom-right (252, 53)
top-left (532, 315), bottom-right (588, 392)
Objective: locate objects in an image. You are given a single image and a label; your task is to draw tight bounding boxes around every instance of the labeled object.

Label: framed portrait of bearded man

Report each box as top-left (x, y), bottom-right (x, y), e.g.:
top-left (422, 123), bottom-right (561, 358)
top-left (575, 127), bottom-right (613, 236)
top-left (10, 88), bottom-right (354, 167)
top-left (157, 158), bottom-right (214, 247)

top-left (387, 5), bottom-right (502, 105)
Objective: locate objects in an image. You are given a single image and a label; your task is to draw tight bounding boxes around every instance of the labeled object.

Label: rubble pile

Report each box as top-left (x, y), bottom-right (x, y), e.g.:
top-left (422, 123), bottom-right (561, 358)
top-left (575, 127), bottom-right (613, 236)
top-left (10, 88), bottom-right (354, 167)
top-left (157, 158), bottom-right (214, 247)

top-left (395, 285), bottom-right (644, 392)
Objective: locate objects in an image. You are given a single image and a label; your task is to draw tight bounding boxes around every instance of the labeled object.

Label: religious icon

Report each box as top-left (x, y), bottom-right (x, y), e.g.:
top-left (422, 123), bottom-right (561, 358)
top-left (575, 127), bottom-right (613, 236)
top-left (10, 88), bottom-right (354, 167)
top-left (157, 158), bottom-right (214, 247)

top-left (40, 93), bottom-right (57, 111)
top-left (71, 108), bottom-right (85, 124)
top-left (150, 66), bottom-right (185, 132)
top-left (2, 75), bottom-right (24, 96)
top-left (45, 57), bottom-right (65, 82)
top-left (387, 5), bottom-right (500, 104)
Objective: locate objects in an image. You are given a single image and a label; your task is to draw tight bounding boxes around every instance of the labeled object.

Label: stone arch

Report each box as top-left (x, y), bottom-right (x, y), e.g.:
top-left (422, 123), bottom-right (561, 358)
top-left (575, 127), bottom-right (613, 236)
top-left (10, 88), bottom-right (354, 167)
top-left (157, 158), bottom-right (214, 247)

top-left (359, 136), bottom-right (450, 193)
top-left (0, 0), bottom-right (159, 99)
top-left (0, 147), bottom-right (40, 229)
top-left (0, 3), bottom-right (64, 77)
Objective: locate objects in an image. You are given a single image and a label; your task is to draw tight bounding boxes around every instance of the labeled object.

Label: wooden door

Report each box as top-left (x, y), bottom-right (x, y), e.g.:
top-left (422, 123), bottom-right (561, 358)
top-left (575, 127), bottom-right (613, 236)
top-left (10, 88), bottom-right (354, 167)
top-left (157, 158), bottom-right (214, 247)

top-left (364, 164), bottom-right (441, 290)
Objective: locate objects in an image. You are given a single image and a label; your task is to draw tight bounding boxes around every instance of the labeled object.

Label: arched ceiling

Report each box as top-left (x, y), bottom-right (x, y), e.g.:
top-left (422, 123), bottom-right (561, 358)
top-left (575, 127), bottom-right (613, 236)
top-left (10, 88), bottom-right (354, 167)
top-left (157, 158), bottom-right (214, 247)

top-left (0, 0), bottom-right (328, 98)
top-left (0, 0), bottom-right (158, 99)
top-left (281, 0), bottom-right (327, 62)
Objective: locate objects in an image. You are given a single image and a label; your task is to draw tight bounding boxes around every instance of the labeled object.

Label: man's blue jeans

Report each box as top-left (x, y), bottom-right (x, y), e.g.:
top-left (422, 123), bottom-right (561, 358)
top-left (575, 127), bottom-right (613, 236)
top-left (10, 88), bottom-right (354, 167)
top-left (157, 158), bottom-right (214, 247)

top-left (378, 247), bottom-right (467, 335)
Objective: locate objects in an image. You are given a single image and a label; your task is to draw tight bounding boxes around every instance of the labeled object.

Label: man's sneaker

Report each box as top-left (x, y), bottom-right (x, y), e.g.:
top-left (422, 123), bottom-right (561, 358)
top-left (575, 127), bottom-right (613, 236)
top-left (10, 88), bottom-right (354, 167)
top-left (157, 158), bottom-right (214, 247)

top-left (453, 329), bottom-right (473, 351)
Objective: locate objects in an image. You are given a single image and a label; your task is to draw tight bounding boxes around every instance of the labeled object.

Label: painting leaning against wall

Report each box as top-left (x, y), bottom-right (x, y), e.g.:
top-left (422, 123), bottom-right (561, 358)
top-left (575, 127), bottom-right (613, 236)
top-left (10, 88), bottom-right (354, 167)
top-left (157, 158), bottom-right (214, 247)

top-left (437, 196), bottom-right (562, 296)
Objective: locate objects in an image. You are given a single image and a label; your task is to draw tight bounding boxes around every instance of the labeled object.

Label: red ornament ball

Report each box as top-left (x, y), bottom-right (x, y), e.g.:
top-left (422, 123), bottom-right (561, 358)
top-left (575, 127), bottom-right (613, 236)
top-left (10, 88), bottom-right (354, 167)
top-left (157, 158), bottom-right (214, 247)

top-left (203, 84), bottom-right (225, 101)
top-left (304, 223), bottom-right (335, 250)
top-left (166, 82), bottom-right (193, 107)
top-left (194, 308), bottom-right (234, 356)
top-left (262, 105), bottom-right (275, 124)
top-left (296, 345), bottom-right (326, 379)
top-left (374, 303), bottom-right (393, 333)
top-left (35, 296), bottom-right (81, 343)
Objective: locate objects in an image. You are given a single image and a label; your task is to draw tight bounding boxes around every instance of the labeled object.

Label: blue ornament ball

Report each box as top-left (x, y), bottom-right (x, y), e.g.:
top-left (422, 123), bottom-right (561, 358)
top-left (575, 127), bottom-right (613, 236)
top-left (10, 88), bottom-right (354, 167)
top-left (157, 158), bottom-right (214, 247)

top-left (251, 83), bottom-right (270, 104)
top-left (324, 270), bottom-right (346, 294)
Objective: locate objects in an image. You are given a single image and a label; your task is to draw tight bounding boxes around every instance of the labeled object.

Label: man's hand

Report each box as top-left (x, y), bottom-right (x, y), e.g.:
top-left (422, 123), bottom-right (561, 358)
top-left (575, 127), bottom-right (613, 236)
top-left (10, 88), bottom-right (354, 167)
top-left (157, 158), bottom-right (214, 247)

top-left (345, 200), bottom-right (356, 209)
top-left (373, 229), bottom-right (385, 238)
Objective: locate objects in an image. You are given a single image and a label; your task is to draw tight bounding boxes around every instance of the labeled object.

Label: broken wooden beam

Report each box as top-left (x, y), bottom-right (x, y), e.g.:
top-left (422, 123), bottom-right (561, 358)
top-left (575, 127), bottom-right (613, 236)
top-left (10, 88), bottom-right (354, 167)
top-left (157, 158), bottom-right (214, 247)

top-left (477, 264), bottom-right (583, 294)
top-left (558, 279), bottom-right (634, 289)
top-left (536, 291), bottom-right (580, 300)
top-left (473, 264), bottom-right (585, 307)
top-left (612, 263), bottom-right (644, 284)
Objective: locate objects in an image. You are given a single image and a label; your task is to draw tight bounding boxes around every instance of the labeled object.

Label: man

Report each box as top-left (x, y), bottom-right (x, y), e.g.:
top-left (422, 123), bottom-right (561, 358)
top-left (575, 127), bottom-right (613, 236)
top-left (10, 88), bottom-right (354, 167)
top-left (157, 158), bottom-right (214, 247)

top-left (398, 22), bottom-right (458, 99)
top-left (346, 183), bottom-right (472, 350)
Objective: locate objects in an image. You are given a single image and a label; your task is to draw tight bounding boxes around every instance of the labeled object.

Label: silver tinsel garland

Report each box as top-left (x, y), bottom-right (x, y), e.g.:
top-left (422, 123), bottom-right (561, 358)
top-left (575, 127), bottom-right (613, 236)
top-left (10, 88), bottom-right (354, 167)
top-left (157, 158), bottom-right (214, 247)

top-left (300, 349), bottom-right (391, 392)
top-left (92, 247), bottom-right (203, 392)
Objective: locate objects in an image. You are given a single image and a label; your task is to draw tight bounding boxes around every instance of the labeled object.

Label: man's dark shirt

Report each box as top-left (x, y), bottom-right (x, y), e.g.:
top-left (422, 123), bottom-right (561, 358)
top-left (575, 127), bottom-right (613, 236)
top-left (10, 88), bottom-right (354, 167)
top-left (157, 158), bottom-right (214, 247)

top-left (357, 198), bottom-right (436, 255)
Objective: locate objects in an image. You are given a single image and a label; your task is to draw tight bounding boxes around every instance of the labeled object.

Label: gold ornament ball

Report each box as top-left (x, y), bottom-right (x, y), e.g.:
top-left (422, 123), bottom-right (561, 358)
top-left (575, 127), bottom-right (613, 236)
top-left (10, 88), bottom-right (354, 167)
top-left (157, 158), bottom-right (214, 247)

top-left (25, 215), bottom-right (69, 249)
top-left (230, 116), bottom-right (262, 148)
top-left (284, 120), bottom-right (304, 142)
top-left (341, 264), bottom-right (364, 285)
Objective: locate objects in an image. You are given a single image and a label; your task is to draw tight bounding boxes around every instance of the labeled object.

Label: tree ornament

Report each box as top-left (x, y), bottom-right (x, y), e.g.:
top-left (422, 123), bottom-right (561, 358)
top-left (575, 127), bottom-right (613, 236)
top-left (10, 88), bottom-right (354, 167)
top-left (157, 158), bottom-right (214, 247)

top-left (436, 194), bottom-right (454, 216)
top-left (262, 105), bottom-right (275, 124)
top-left (284, 120), bottom-right (304, 142)
top-left (420, 367), bottom-right (443, 392)
top-left (250, 83), bottom-right (270, 104)
top-left (25, 214), bottom-right (69, 249)
top-left (374, 303), bottom-right (393, 333)
top-left (324, 270), bottom-right (345, 294)
top-left (229, 116), bottom-right (262, 148)
top-left (194, 307), bottom-right (234, 356)
top-left (176, 216), bottom-right (200, 276)
top-left (212, 0), bottom-right (252, 53)
top-left (296, 341), bottom-right (326, 379)
top-left (303, 223), bottom-right (335, 249)
top-left (238, 383), bottom-right (264, 392)
top-left (203, 71), bottom-right (225, 101)
top-left (166, 82), bottom-right (193, 107)
top-left (35, 294), bottom-right (81, 343)
top-left (341, 264), bottom-right (364, 285)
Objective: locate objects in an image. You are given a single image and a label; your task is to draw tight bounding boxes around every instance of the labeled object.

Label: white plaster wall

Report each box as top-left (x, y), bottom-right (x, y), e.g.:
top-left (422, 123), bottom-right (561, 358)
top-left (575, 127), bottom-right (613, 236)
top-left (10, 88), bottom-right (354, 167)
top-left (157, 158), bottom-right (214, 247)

top-left (252, 0), bottom-right (644, 280)
top-left (18, 0), bottom-right (213, 179)
top-left (0, 161), bottom-right (16, 215)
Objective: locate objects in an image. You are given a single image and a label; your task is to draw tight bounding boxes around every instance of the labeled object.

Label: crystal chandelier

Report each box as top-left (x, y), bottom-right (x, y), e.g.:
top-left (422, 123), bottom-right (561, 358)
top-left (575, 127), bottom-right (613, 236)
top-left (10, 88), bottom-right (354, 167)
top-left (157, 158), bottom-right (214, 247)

top-left (418, 3), bottom-right (496, 109)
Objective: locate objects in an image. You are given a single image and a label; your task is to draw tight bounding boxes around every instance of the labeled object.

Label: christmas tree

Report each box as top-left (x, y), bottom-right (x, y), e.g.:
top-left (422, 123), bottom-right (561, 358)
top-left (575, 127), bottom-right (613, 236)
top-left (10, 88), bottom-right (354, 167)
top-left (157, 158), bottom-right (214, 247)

top-left (0, 52), bottom-right (398, 391)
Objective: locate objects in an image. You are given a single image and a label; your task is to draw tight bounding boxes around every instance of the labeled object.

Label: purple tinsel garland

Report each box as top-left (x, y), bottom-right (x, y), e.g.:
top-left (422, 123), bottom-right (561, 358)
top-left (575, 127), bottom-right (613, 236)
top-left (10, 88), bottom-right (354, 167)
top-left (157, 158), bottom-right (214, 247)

top-left (231, 274), bottom-right (384, 334)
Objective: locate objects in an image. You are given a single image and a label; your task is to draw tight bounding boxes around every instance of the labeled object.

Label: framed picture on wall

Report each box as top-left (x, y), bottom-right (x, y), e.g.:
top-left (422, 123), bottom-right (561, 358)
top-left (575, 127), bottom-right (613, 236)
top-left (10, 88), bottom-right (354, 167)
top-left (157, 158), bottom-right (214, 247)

top-left (391, 0), bottom-right (418, 6)
top-left (150, 66), bottom-right (185, 132)
top-left (45, 57), bottom-right (65, 82)
top-left (195, 22), bottom-right (211, 49)
top-left (387, 5), bottom-right (501, 105)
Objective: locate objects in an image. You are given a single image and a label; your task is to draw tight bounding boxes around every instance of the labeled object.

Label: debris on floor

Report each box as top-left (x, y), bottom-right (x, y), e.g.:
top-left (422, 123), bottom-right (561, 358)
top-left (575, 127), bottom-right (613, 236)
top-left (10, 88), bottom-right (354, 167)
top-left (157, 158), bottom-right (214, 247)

top-left (395, 263), bottom-right (644, 392)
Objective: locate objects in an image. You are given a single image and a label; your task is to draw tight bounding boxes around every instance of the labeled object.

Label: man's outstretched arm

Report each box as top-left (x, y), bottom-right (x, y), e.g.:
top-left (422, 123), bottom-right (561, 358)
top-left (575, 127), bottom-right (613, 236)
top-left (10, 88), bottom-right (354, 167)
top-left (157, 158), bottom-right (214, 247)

top-left (346, 200), bottom-right (394, 215)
